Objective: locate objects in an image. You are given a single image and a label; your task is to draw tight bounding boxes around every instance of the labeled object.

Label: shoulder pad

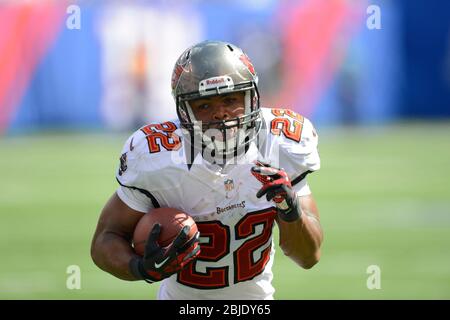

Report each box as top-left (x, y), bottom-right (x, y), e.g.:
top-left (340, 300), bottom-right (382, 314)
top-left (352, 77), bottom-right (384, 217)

top-left (260, 107), bottom-right (320, 180)
top-left (116, 120), bottom-right (184, 188)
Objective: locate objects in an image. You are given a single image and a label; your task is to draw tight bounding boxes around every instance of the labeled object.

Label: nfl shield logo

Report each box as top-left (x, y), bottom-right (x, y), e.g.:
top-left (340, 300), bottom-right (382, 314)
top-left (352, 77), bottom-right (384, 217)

top-left (224, 179), bottom-right (234, 192)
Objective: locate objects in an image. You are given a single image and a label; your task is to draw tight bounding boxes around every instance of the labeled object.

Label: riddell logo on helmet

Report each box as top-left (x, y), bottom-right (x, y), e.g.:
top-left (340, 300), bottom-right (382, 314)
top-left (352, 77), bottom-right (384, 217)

top-left (200, 76), bottom-right (234, 94)
top-left (206, 78), bottom-right (225, 85)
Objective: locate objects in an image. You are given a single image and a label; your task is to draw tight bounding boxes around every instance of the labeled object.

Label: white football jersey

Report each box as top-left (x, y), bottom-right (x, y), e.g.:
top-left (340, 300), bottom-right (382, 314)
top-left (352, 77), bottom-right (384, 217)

top-left (116, 107), bottom-right (320, 300)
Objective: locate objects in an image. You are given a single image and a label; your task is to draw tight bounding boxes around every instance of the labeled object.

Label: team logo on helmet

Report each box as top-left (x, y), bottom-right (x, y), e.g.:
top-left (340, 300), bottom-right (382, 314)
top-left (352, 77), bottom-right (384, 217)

top-left (171, 48), bottom-right (192, 91)
top-left (239, 53), bottom-right (256, 76)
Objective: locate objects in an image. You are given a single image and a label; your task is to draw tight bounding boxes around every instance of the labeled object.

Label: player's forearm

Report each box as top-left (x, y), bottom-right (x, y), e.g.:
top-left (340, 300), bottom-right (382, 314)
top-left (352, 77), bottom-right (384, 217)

top-left (277, 209), bottom-right (323, 269)
top-left (91, 231), bottom-right (140, 281)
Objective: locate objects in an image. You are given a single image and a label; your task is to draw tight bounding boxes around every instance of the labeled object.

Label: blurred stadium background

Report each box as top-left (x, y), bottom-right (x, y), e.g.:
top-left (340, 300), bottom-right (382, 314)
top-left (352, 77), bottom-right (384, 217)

top-left (0, 0), bottom-right (449, 299)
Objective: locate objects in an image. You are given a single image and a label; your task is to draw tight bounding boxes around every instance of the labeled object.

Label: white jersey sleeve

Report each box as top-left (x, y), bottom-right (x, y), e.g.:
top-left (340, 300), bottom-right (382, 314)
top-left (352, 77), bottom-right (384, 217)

top-left (116, 186), bottom-right (153, 213)
top-left (114, 119), bottom-right (187, 213)
top-left (260, 108), bottom-right (321, 195)
top-left (115, 129), bottom-right (160, 213)
top-left (282, 116), bottom-right (320, 195)
top-left (293, 179), bottom-right (312, 196)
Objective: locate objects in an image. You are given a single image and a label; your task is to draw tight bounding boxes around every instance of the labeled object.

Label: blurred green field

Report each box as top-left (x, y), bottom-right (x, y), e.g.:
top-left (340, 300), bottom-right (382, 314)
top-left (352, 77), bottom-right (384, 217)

top-left (1, 123), bottom-right (449, 299)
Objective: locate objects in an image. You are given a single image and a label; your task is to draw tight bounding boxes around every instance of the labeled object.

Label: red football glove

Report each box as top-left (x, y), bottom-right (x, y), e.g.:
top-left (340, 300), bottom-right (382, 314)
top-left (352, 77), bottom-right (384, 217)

top-left (130, 224), bottom-right (200, 283)
top-left (251, 161), bottom-right (301, 222)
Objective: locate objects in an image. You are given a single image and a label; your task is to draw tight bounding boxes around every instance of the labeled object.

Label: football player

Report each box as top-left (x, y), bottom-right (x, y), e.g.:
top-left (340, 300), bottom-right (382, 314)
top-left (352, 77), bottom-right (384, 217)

top-left (91, 40), bottom-right (323, 299)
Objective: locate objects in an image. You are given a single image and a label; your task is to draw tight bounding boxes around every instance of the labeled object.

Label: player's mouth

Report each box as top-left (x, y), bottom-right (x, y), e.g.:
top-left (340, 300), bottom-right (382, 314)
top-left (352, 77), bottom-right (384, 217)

top-left (204, 121), bottom-right (239, 142)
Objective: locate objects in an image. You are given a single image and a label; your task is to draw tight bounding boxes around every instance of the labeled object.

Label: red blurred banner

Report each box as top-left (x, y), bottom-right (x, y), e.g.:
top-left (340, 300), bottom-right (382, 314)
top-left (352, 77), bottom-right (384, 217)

top-left (0, 1), bottom-right (67, 133)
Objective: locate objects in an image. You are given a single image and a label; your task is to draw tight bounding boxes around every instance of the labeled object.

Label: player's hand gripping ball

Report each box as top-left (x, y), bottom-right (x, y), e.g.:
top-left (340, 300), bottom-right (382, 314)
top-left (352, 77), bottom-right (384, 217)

top-left (131, 208), bottom-right (200, 282)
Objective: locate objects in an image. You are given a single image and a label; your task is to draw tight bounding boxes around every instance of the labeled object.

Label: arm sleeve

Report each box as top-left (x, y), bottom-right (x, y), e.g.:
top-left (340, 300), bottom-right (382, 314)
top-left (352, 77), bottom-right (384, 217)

top-left (116, 186), bottom-right (154, 213)
top-left (114, 130), bottom-right (160, 211)
top-left (293, 179), bottom-right (312, 196)
top-left (280, 117), bottom-right (321, 186)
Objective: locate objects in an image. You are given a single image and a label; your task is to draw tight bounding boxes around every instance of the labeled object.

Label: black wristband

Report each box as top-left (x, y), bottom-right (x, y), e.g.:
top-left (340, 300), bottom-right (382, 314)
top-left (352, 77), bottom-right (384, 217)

top-left (277, 195), bottom-right (302, 222)
top-left (129, 257), bottom-right (154, 283)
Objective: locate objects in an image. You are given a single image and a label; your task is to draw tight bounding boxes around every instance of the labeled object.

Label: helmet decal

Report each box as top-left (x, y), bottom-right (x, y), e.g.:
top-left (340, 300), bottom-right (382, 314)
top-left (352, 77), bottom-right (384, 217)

top-left (171, 48), bottom-right (191, 92)
top-left (199, 76), bottom-right (234, 96)
top-left (239, 53), bottom-right (256, 76)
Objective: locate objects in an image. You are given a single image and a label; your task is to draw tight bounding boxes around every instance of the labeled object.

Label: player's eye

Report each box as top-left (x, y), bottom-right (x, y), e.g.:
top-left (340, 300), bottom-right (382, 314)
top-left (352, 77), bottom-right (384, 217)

top-left (198, 104), bottom-right (209, 110)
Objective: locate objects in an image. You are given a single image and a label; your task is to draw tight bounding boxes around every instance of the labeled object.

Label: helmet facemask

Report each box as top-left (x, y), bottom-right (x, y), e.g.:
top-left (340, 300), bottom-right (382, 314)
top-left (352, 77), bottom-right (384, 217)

top-left (176, 82), bottom-right (261, 164)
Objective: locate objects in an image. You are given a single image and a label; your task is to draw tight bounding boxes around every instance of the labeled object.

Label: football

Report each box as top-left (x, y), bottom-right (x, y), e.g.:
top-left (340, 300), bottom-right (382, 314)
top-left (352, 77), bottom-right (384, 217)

top-left (133, 207), bottom-right (198, 256)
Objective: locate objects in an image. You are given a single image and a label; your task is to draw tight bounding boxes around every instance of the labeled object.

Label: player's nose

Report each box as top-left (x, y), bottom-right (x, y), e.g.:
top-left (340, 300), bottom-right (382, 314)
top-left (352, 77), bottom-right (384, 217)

top-left (212, 104), bottom-right (230, 121)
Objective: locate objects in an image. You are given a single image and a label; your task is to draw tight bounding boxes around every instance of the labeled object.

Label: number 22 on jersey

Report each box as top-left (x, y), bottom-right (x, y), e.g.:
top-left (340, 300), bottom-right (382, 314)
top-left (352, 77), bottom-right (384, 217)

top-left (270, 108), bottom-right (304, 142)
top-left (178, 208), bottom-right (277, 289)
top-left (141, 122), bottom-right (181, 153)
